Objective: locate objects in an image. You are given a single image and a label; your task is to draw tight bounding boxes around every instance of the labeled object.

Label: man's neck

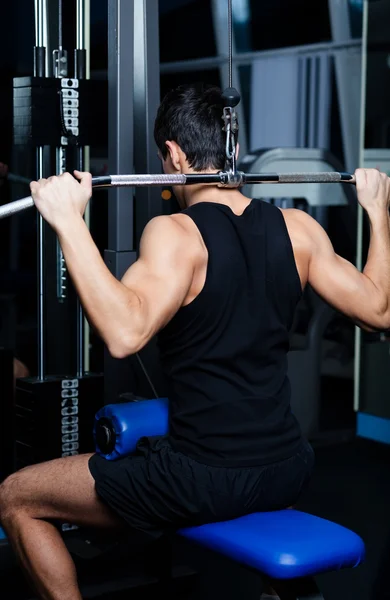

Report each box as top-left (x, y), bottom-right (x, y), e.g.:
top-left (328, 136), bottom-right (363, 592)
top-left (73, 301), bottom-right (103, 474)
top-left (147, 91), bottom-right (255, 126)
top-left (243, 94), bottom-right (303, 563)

top-left (183, 183), bottom-right (243, 208)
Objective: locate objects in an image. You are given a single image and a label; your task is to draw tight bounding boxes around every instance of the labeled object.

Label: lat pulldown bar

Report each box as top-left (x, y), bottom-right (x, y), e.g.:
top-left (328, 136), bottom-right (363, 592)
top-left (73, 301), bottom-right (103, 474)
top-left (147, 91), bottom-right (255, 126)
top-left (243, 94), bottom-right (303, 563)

top-left (0, 170), bottom-right (356, 220)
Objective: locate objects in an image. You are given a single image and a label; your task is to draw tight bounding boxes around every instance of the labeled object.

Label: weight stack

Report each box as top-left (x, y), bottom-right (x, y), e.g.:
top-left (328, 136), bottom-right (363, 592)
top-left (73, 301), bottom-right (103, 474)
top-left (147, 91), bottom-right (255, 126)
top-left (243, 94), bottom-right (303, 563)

top-left (13, 76), bottom-right (108, 147)
top-left (13, 77), bottom-right (62, 146)
top-left (14, 373), bottom-right (104, 471)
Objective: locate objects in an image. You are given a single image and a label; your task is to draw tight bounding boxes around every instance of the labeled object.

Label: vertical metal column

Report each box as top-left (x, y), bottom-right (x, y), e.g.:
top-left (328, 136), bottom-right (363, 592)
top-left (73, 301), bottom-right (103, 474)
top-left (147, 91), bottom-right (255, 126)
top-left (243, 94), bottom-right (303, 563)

top-left (83, 0), bottom-right (91, 373)
top-left (34, 0), bottom-right (48, 381)
top-left (354, 0), bottom-right (369, 412)
top-left (132, 0), bottom-right (164, 400)
top-left (133, 0), bottom-right (163, 246)
top-left (53, 0), bottom-right (68, 329)
top-left (105, 0), bottom-right (137, 403)
top-left (107, 0), bottom-right (135, 259)
top-left (328, 0), bottom-right (362, 172)
top-left (75, 0), bottom-right (87, 377)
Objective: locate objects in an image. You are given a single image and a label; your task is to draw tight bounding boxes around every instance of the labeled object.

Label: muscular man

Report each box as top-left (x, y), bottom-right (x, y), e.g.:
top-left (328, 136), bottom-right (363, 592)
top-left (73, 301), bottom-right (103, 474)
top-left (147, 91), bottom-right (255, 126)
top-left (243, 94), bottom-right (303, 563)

top-left (0, 83), bottom-right (388, 600)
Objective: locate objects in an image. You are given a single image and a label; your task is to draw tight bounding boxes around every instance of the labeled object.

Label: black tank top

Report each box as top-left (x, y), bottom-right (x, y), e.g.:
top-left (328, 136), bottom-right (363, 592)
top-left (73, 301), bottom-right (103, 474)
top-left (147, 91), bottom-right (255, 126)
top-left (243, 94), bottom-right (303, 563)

top-left (157, 198), bottom-right (303, 467)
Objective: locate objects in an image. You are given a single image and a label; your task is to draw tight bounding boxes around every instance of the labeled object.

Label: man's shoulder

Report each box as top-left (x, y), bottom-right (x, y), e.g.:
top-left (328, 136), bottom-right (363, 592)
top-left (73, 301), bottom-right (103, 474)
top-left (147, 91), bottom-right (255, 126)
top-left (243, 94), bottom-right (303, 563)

top-left (280, 208), bottom-right (319, 254)
top-left (143, 214), bottom-right (188, 238)
top-left (141, 213), bottom-right (203, 254)
top-left (281, 208), bottom-right (318, 234)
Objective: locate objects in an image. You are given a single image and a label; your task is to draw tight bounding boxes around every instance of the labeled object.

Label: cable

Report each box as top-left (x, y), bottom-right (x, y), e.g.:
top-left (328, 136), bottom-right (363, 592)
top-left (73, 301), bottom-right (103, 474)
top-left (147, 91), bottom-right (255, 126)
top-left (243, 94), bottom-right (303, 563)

top-left (58, 0), bottom-right (63, 49)
top-left (228, 0), bottom-right (233, 88)
top-left (135, 353), bottom-right (159, 399)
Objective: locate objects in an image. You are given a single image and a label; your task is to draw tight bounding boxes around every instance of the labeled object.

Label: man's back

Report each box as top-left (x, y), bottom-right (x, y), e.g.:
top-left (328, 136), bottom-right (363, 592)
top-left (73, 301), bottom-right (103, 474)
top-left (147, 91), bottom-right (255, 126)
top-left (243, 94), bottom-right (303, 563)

top-left (158, 198), bottom-right (303, 467)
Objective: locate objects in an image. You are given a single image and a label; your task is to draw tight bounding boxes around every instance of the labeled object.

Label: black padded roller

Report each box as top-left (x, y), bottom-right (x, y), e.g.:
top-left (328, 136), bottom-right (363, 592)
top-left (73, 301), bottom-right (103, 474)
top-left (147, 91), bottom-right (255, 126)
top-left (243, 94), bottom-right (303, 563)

top-left (222, 87), bottom-right (241, 108)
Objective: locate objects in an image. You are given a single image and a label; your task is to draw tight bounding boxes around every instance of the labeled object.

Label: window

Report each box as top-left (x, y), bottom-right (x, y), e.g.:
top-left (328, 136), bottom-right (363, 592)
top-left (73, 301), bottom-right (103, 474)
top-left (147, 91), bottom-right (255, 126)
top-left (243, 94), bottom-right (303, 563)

top-left (160, 69), bottom-right (221, 98)
top-left (364, 0), bottom-right (390, 149)
top-left (348, 0), bottom-right (363, 39)
top-left (159, 0), bottom-right (216, 62)
top-left (248, 0), bottom-right (331, 51)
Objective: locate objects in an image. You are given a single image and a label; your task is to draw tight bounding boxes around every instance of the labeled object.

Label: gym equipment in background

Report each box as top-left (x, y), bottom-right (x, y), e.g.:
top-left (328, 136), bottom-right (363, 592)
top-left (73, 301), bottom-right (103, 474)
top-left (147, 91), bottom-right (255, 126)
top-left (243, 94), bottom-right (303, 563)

top-left (240, 147), bottom-right (356, 440)
top-left (13, 0), bottom-right (104, 491)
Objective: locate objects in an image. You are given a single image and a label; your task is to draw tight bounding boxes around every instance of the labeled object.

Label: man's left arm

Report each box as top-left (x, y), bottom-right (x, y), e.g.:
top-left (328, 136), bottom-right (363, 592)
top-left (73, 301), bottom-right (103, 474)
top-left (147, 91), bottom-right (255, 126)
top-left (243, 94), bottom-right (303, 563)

top-left (30, 172), bottom-right (194, 358)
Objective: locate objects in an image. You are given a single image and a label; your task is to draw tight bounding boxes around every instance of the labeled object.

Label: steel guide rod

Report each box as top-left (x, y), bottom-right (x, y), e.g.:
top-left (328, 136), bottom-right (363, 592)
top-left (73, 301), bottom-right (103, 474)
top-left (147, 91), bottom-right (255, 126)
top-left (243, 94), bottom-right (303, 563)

top-left (34, 0), bottom-right (47, 381)
top-left (75, 0), bottom-right (87, 378)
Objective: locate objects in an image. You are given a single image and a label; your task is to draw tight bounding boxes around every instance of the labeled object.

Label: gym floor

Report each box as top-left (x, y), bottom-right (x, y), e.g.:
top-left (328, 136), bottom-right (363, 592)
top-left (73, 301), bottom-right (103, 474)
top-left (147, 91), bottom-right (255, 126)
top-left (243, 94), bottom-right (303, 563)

top-left (130, 436), bottom-right (390, 600)
top-left (298, 436), bottom-right (390, 600)
top-left (186, 434), bottom-right (390, 600)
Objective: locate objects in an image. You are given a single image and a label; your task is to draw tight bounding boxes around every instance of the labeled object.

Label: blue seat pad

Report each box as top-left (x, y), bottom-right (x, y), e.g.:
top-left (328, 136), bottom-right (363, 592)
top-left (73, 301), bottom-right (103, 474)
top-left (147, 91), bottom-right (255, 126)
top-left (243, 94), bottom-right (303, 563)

top-left (179, 509), bottom-right (365, 579)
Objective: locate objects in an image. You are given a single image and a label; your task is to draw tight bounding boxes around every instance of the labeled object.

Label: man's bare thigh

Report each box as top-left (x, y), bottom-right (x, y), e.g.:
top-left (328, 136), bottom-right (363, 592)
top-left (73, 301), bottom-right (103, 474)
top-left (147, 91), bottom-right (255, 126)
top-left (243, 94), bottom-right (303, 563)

top-left (0, 454), bottom-right (122, 529)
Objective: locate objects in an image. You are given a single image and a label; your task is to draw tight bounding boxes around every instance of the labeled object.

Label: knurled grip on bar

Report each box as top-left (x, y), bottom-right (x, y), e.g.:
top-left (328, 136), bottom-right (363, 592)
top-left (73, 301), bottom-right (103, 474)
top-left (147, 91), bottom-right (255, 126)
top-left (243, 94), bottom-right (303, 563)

top-left (276, 172), bottom-right (355, 184)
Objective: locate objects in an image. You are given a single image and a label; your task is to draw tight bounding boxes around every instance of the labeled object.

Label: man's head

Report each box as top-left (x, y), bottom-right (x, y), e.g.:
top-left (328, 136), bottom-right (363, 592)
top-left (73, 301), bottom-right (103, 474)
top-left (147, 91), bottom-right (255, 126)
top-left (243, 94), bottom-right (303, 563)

top-left (154, 82), bottom-right (227, 189)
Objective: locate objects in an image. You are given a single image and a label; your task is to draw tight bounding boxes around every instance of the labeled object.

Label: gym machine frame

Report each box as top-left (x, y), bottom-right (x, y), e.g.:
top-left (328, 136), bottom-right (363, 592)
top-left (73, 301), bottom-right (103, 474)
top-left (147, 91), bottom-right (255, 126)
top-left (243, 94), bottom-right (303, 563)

top-left (12, 1), bottom-right (104, 499)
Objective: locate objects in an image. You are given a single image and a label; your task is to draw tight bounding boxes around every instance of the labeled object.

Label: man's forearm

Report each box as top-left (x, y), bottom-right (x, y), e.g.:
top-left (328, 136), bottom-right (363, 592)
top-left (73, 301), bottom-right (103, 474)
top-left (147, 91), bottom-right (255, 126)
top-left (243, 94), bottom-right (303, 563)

top-left (363, 207), bottom-right (390, 315)
top-left (57, 216), bottom-right (142, 357)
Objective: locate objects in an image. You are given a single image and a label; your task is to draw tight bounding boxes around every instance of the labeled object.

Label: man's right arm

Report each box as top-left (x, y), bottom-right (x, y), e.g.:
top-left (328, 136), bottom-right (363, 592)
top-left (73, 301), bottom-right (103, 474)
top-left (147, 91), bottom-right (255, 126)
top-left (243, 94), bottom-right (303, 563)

top-left (295, 168), bottom-right (390, 332)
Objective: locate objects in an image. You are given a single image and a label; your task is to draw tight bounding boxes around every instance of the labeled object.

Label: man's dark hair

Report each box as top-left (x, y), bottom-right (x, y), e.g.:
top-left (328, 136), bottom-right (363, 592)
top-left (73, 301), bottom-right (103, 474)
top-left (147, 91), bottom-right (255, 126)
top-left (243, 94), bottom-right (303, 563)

top-left (154, 83), bottom-right (226, 171)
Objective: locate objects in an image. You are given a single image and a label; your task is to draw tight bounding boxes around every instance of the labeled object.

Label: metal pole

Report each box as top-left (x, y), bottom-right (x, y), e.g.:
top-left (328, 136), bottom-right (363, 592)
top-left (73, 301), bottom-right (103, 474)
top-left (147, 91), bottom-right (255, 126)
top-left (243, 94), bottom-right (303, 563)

top-left (76, 0), bottom-right (85, 50)
top-left (34, 0), bottom-right (47, 381)
top-left (105, 0), bottom-right (137, 404)
top-left (133, 0), bottom-right (164, 245)
top-left (328, 0), bottom-right (362, 172)
top-left (35, 0), bottom-right (44, 46)
top-left (354, 0), bottom-right (369, 413)
top-left (107, 0), bottom-right (134, 252)
top-left (85, 0), bottom-right (90, 79)
top-left (75, 0), bottom-right (87, 378)
top-left (36, 147), bottom-right (45, 381)
top-left (54, 0), bottom-right (68, 325)
top-left (83, 0), bottom-right (91, 373)
top-left (58, 0), bottom-right (63, 50)
top-left (34, 0), bottom-right (46, 76)
top-left (75, 0), bottom-right (86, 79)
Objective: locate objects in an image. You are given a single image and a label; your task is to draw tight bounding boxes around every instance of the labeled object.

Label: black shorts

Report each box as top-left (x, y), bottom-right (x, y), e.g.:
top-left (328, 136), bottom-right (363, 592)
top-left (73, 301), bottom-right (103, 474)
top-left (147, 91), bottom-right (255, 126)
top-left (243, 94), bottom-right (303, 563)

top-left (88, 437), bottom-right (315, 544)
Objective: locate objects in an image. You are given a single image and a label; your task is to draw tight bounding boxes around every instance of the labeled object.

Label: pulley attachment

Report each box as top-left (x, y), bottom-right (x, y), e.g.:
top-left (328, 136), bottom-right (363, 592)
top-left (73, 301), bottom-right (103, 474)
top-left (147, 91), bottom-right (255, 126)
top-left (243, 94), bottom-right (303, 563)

top-left (221, 87), bottom-right (241, 186)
